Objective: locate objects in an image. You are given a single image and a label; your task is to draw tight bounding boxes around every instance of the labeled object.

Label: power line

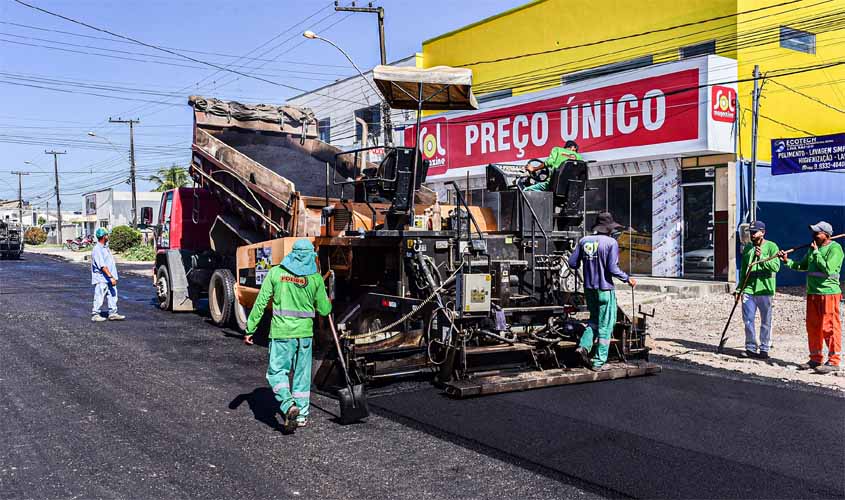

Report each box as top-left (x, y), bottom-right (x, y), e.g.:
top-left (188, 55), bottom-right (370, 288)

top-left (472, 7), bottom-right (845, 95)
top-left (0, 20), bottom-right (352, 68)
top-left (12, 0), bottom-right (368, 106)
top-left (769, 79), bottom-right (845, 114)
top-left (472, 2), bottom-right (841, 93)
top-left (450, 0), bottom-right (814, 67)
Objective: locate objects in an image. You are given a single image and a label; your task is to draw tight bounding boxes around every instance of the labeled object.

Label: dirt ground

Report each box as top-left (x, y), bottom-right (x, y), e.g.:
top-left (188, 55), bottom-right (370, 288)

top-left (647, 287), bottom-right (845, 393)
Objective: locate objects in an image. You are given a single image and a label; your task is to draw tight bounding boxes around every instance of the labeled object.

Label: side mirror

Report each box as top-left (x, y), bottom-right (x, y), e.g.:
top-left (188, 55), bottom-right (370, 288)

top-left (140, 206), bottom-right (154, 226)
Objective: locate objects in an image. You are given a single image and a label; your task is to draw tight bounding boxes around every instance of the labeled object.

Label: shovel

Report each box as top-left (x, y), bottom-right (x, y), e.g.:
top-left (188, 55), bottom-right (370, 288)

top-left (327, 314), bottom-right (368, 424)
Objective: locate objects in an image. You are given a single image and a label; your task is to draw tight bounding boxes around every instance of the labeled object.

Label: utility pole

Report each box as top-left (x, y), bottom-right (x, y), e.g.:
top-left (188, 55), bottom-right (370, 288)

top-left (45, 150), bottom-right (66, 243)
top-left (10, 171), bottom-right (30, 227)
top-left (334, 1), bottom-right (393, 147)
top-left (749, 65), bottom-right (762, 221)
top-left (109, 117), bottom-right (140, 226)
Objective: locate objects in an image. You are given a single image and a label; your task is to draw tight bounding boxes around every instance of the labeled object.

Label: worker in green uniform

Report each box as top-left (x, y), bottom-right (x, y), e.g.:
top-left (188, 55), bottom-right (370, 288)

top-left (736, 221), bottom-right (780, 359)
top-left (524, 140), bottom-right (583, 192)
top-left (244, 239), bottom-right (332, 432)
top-left (778, 221), bottom-right (843, 374)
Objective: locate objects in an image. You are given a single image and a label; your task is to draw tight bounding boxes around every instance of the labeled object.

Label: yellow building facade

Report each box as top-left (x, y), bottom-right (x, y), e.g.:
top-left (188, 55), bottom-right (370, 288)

top-left (415, 0), bottom-right (844, 283)
top-left (422, 0), bottom-right (845, 162)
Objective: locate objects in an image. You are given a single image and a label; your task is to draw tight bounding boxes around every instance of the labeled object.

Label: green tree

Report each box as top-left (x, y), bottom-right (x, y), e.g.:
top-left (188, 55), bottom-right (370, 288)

top-left (148, 164), bottom-right (190, 192)
top-left (109, 225), bottom-right (142, 253)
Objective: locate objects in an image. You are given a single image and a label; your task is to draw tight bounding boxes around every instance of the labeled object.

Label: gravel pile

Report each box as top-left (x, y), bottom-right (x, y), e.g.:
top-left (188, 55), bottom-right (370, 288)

top-left (647, 287), bottom-right (845, 393)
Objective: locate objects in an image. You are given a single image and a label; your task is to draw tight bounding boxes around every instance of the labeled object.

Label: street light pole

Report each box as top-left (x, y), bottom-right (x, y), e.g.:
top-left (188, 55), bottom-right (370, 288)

top-left (108, 118), bottom-right (140, 226)
top-left (308, 3), bottom-right (393, 146)
top-left (45, 150), bottom-right (66, 243)
top-left (10, 171), bottom-right (30, 227)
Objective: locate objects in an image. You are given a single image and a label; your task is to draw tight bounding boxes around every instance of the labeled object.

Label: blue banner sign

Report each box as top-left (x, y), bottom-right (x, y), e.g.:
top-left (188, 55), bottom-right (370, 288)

top-left (771, 133), bottom-right (845, 175)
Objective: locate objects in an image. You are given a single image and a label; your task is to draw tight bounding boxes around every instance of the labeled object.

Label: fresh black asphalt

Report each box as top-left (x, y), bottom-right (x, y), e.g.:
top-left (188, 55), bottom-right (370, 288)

top-left (1, 253), bottom-right (843, 499)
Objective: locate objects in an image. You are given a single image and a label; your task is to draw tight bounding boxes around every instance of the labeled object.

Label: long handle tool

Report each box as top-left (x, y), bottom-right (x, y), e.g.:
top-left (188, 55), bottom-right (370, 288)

top-left (328, 314), bottom-right (369, 424)
top-left (717, 233), bottom-right (844, 353)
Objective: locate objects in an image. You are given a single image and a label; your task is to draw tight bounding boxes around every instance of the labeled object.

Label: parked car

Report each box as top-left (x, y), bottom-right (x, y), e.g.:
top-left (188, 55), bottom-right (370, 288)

top-left (684, 244), bottom-right (714, 274)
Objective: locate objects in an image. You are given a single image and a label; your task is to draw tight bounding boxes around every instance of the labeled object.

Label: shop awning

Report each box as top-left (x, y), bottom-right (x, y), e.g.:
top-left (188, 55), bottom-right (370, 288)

top-left (373, 65), bottom-right (478, 111)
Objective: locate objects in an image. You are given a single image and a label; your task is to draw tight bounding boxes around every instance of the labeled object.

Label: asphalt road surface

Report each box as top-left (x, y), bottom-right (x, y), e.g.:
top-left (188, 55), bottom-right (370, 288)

top-left (1, 254), bottom-right (843, 499)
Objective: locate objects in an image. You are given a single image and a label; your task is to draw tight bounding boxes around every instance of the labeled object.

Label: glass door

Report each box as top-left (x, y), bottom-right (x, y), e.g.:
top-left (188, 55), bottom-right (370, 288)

top-left (682, 183), bottom-right (715, 279)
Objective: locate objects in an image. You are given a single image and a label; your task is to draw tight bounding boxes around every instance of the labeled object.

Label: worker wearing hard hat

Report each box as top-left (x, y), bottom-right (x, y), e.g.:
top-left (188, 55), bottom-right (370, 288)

top-left (244, 239), bottom-right (332, 432)
top-left (778, 221), bottom-right (843, 374)
top-left (736, 221), bottom-right (781, 360)
top-left (524, 140), bottom-right (583, 192)
top-left (91, 227), bottom-right (125, 322)
top-left (567, 212), bottom-right (636, 371)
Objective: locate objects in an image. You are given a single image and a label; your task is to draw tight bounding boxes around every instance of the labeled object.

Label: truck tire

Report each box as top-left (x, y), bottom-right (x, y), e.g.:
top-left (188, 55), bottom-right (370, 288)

top-left (209, 269), bottom-right (235, 327)
top-left (233, 300), bottom-right (250, 332)
top-left (155, 265), bottom-right (173, 311)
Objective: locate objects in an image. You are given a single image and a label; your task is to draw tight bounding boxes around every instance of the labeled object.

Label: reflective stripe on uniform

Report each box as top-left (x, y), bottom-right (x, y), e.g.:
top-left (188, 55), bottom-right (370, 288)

top-left (291, 391), bottom-right (310, 398)
top-left (807, 272), bottom-right (839, 279)
top-left (273, 309), bottom-right (315, 318)
top-left (598, 338), bottom-right (612, 345)
top-left (272, 382), bottom-right (289, 393)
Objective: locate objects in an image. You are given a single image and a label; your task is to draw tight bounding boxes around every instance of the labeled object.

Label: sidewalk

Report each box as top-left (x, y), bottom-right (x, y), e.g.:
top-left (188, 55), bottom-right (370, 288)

top-left (26, 245), bottom-right (153, 279)
top-left (648, 287), bottom-right (844, 392)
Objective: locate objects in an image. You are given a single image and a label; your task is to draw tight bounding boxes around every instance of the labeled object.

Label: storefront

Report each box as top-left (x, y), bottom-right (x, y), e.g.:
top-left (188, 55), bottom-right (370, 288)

top-left (407, 56), bottom-right (739, 279)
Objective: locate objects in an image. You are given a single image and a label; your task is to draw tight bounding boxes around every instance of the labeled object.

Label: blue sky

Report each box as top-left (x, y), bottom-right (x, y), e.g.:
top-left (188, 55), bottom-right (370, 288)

top-left (0, 0), bottom-right (525, 209)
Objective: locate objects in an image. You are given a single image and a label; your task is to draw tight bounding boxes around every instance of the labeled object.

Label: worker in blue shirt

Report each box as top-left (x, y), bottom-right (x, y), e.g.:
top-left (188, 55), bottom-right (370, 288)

top-left (91, 227), bottom-right (125, 322)
top-left (567, 212), bottom-right (636, 370)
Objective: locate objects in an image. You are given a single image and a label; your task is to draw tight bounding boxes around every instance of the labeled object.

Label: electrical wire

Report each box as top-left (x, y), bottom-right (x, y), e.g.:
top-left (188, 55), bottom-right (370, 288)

top-left (11, 0), bottom-right (369, 106)
top-left (450, 0), bottom-right (815, 67)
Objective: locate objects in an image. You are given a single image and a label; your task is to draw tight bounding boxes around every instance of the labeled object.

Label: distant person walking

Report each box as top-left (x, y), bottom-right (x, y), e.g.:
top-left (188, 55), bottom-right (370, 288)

top-left (778, 221), bottom-right (843, 374)
top-left (91, 228), bottom-right (125, 322)
top-left (736, 221), bottom-right (780, 359)
top-left (244, 239), bottom-right (332, 432)
top-left (567, 212), bottom-right (636, 371)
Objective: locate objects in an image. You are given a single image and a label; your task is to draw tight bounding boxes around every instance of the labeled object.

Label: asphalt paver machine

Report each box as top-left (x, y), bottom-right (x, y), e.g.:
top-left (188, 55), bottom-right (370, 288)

top-left (306, 66), bottom-right (660, 397)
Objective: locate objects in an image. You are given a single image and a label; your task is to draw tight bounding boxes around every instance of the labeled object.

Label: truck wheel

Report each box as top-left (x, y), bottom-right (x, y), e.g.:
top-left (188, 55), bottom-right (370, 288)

top-left (233, 300), bottom-right (250, 332)
top-left (155, 265), bottom-right (173, 311)
top-left (209, 269), bottom-right (235, 327)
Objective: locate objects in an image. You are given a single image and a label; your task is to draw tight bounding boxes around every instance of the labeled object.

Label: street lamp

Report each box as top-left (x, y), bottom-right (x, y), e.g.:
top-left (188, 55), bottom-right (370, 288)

top-left (87, 131), bottom-right (123, 154)
top-left (302, 30), bottom-right (391, 146)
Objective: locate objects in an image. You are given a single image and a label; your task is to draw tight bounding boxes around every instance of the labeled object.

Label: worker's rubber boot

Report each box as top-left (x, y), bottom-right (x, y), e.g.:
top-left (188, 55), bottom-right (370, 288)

top-left (282, 405), bottom-right (300, 434)
top-left (798, 360), bottom-right (821, 370)
top-left (814, 364), bottom-right (839, 375)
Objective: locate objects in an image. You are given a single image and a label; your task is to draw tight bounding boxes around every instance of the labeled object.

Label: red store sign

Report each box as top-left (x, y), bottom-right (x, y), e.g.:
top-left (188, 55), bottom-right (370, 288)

top-left (406, 68), bottom-right (701, 176)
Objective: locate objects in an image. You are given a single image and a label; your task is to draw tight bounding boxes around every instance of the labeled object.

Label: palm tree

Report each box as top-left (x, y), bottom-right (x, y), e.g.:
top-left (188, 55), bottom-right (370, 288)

top-left (148, 165), bottom-right (190, 192)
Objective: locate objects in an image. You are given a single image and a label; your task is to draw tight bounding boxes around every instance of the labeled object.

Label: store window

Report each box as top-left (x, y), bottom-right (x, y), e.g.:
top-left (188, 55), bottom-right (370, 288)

top-left (780, 26), bottom-right (815, 54)
top-left (584, 175), bottom-right (653, 274)
top-left (354, 105), bottom-right (382, 146)
top-left (680, 40), bottom-right (716, 59)
top-left (562, 55), bottom-right (654, 85)
top-left (318, 118), bottom-right (331, 143)
top-left (478, 89), bottom-right (513, 104)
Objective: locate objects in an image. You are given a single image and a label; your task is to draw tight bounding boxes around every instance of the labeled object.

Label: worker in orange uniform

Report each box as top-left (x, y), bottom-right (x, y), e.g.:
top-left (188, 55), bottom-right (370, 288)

top-left (778, 221), bottom-right (843, 374)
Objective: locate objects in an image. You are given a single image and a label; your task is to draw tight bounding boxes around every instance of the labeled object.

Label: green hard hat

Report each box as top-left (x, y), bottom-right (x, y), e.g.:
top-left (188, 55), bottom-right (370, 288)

top-left (95, 227), bottom-right (110, 239)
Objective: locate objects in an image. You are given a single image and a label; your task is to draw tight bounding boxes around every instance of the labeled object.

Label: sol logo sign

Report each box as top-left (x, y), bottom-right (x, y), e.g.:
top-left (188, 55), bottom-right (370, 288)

top-left (711, 85), bottom-right (736, 123)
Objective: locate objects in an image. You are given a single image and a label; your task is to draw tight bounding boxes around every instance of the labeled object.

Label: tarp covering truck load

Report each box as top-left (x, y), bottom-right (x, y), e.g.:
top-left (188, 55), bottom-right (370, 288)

top-left (153, 65), bottom-right (659, 400)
